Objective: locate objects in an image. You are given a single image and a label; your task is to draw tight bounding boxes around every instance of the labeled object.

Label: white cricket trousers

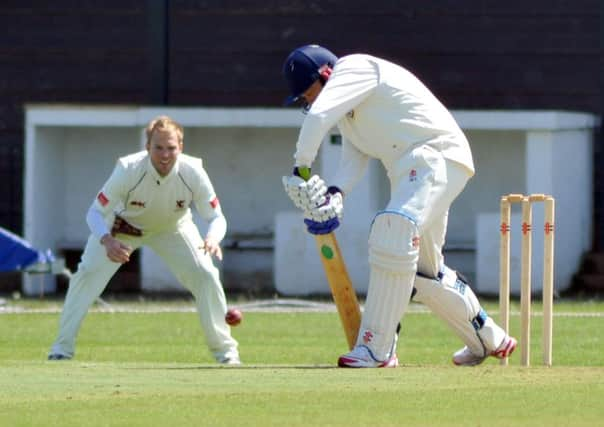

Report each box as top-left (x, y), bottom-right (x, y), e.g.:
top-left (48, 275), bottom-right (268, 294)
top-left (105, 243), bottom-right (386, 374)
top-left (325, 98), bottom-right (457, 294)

top-left (357, 146), bottom-right (473, 359)
top-left (389, 146), bottom-right (507, 356)
top-left (49, 219), bottom-right (238, 361)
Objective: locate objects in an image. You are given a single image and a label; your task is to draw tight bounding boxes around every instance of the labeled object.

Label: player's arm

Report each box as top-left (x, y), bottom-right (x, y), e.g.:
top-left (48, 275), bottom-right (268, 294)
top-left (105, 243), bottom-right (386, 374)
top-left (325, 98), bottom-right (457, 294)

top-left (284, 136), bottom-right (370, 235)
top-left (294, 56), bottom-right (378, 168)
top-left (283, 57), bottom-right (377, 233)
top-left (331, 138), bottom-right (370, 196)
top-left (87, 160), bottom-right (132, 263)
top-left (193, 163), bottom-right (227, 261)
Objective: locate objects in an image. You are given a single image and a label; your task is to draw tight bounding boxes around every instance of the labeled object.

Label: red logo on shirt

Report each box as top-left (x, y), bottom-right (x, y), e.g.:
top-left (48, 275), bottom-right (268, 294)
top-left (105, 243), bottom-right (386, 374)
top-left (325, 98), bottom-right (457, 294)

top-left (409, 169), bottom-right (417, 182)
top-left (97, 192), bottom-right (109, 207)
top-left (210, 197), bottom-right (219, 209)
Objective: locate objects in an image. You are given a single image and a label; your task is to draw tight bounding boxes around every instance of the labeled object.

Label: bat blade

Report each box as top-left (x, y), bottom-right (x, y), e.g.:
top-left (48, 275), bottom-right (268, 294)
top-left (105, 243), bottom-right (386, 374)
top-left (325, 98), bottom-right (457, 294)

top-left (313, 232), bottom-right (361, 349)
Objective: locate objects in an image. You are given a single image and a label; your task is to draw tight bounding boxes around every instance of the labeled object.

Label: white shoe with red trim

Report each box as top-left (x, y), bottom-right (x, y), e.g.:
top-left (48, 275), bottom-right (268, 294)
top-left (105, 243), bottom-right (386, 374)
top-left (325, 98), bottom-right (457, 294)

top-left (338, 345), bottom-right (399, 368)
top-left (452, 335), bottom-right (517, 366)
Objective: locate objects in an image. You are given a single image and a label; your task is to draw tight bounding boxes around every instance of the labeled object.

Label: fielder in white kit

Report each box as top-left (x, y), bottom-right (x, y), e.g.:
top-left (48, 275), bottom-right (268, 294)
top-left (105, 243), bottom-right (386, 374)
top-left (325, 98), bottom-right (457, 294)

top-left (282, 45), bottom-right (517, 367)
top-left (48, 116), bottom-right (240, 364)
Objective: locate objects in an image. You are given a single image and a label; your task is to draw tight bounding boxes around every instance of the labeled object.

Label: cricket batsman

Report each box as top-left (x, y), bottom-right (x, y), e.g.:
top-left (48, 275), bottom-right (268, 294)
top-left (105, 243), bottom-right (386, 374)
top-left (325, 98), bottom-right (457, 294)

top-left (48, 115), bottom-right (240, 365)
top-left (281, 44), bottom-right (517, 367)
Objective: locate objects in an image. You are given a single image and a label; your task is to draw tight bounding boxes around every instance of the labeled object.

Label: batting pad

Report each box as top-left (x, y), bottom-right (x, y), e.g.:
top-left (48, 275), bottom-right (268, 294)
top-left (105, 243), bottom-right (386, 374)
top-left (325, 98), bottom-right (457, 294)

top-left (358, 213), bottom-right (418, 360)
top-left (413, 267), bottom-right (507, 356)
top-left (368, 212), bottom-right (419, 271)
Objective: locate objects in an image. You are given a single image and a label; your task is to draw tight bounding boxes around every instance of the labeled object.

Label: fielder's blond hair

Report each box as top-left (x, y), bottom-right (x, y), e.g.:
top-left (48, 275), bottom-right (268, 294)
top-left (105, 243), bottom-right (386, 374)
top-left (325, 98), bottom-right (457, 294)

top-left (145, 116), bottom-right (184, 144)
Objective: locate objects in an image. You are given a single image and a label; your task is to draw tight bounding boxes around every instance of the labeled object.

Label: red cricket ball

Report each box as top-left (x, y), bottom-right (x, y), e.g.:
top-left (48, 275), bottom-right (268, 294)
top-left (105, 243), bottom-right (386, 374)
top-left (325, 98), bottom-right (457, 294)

top-left (225, 308), bottom-right (243, 326)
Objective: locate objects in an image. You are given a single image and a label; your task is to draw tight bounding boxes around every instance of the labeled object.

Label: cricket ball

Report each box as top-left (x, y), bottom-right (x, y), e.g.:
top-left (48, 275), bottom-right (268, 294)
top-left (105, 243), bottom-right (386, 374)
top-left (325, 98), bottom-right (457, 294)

top-left (225, 308), bottom-right (243, 326)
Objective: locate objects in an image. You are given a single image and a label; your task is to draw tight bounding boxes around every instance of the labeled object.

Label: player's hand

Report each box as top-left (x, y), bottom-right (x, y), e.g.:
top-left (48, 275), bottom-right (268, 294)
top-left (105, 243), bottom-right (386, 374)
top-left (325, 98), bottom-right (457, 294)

top-left (203, 236), bottom-right (223, 261)
top-left (282, 172), bottom-right (327, 212)
top-left (101, 234), bottom-right (132, 263)
top-left (303, 187), bottom-right (344, 234)
top-left (307, 189), bottom-right (343, 222)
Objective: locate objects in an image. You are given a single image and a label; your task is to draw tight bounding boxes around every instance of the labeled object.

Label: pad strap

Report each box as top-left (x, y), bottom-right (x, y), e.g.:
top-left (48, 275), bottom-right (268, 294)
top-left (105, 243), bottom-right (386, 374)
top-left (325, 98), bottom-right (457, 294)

top-left (471, 309), bottom-right (487, 331)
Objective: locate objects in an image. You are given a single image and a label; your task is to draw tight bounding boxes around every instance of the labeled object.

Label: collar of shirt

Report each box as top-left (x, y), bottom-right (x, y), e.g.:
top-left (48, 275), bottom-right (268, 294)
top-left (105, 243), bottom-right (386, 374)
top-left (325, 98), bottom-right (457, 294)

top-left (146, 154), bottom-right (180, 184)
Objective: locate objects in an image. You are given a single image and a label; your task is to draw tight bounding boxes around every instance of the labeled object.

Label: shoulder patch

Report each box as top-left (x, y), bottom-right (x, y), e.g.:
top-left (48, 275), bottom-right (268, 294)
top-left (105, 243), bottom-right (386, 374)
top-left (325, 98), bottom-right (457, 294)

top-left (210, 197), bottom-right (219, 209)
top-left (97, 192), bottom-right (109, 207)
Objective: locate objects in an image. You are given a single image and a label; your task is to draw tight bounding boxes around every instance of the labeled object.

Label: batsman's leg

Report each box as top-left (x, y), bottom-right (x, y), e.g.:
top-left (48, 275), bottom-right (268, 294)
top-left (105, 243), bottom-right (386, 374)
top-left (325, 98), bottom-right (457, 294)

top-left (413, 214), bottom-right (514, 366)
top-left (338, 212), bottom-right (417, 368)
top-left (49, 235), bottom-right (124, 359)
top-left (413, 268), bottom-right (510, 359)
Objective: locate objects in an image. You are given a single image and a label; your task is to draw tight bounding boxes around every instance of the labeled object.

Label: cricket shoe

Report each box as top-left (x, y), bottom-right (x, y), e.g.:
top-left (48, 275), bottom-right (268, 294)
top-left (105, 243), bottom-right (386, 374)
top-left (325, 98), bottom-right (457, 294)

top-left (48, 353), bottom-right (72, 361)
top-left (452, 335), bottom-right (517, 366)
top-left (217, 355), bottom-right (241, 365)
top-left (338, 345), bottom-right (399, 368)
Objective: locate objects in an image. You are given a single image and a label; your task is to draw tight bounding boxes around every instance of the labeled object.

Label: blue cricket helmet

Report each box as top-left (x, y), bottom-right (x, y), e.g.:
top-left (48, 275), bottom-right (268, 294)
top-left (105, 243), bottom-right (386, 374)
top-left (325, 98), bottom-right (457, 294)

top-left (282, 44), bottom-right (338, 105)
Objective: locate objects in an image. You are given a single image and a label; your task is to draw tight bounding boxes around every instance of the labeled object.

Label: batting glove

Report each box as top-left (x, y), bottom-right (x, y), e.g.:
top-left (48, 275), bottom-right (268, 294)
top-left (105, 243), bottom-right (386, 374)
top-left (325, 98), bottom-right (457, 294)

top-left (282, 169), bottom-right (327, 212)
top-left (306, 186), bottom-right (343, 223)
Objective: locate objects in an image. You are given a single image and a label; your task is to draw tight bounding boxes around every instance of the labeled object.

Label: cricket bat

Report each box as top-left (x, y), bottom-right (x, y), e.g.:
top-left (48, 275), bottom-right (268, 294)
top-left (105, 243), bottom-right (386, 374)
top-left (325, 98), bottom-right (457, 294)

top-left (293, 166), bottom-right (361, 349)
top-left (313, 232), bottom-right (361, 350)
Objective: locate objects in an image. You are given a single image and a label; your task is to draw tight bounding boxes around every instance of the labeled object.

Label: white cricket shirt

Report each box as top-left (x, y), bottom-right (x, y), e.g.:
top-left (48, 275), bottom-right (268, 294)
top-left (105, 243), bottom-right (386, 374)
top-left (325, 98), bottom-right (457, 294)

top-left (87, 151), bottom-right (226, 241)
top-left (293, 54), bottom-right (475, 195)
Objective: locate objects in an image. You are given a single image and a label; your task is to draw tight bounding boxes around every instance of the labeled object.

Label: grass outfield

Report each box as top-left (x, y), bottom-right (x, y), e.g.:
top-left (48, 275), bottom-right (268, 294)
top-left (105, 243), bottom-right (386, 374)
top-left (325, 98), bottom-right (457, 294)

top-left (0, 298), bottom-right (602, 426)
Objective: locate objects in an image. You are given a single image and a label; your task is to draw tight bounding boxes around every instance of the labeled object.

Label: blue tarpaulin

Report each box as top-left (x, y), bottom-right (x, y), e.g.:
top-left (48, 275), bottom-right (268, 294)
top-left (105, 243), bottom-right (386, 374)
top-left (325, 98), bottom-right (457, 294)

top-left (0, 227), bottom-right (51, 272)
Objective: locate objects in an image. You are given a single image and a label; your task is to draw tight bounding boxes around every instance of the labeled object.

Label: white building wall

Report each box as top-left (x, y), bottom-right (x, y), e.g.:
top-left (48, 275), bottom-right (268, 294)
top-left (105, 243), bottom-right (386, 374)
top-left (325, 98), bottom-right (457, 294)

top-left (23, 106), bottom-right (304, 294)
top-left (23, 106), bottom-right (597, 297)
top-left (474, 125), bottom-right (593, 295)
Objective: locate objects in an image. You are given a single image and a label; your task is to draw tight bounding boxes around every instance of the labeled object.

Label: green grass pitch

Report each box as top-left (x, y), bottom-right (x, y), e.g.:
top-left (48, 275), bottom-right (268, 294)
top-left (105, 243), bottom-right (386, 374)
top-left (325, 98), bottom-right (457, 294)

top-left (0, 298), bottom-right (602, 426)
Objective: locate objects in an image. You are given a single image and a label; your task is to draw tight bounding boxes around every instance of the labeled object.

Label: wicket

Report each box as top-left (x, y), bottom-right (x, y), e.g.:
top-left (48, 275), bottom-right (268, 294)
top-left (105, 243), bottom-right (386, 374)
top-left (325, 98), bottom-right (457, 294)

top-left (499, 194), bottom-right (555, 367)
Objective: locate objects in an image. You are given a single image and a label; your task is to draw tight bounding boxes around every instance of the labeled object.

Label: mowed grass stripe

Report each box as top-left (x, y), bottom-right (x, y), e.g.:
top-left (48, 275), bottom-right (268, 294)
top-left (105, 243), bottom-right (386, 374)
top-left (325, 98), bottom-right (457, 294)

top-left (0, 301), bottom-right (602, 426)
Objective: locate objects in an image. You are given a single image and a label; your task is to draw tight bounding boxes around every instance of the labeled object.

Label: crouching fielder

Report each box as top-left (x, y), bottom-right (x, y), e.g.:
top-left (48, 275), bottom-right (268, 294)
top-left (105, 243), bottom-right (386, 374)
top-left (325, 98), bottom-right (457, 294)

top-left (281, 45), bottom-right (516, 367)
top-left (48, 116), bottom-right (240, 365)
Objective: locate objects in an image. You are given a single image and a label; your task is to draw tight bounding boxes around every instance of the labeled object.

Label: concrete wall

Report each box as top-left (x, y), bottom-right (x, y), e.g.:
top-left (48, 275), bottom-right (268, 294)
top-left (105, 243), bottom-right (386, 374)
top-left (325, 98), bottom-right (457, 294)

top-left (275, 111), bottom-right (597, 297)
top-left (23, 106), bottom-right (303, 294)
top-left (23, 106), bottom-right (597, 297)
